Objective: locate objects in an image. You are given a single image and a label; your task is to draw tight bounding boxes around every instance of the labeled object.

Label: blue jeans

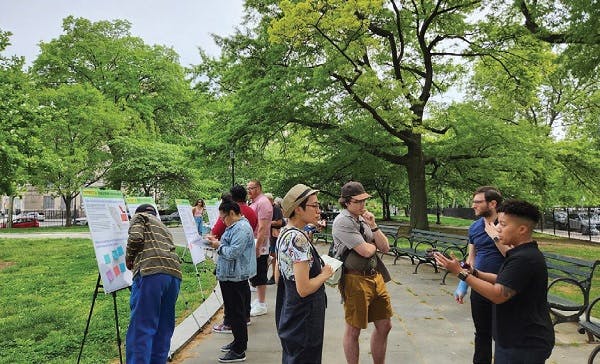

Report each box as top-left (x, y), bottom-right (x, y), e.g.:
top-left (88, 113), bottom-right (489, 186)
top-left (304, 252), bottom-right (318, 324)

top-left (126, 274), bottom-right (181, 364)
top-left (194, 216), bottom-right (204, 234)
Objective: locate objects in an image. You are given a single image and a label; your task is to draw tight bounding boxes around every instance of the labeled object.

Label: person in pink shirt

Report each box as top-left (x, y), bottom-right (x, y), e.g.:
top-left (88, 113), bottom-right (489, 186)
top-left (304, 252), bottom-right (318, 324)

top-left (247, 179), bottom-right (273, 317)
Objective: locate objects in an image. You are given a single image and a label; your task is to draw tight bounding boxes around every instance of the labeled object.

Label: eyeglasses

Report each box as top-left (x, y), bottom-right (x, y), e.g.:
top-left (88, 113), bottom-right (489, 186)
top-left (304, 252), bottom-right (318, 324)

top-left (305, 203), bottom-right (321, 210)
top-left (349, 199), bottom-right (367, 204)
top-left (472, 200), bottom-right (486, 204)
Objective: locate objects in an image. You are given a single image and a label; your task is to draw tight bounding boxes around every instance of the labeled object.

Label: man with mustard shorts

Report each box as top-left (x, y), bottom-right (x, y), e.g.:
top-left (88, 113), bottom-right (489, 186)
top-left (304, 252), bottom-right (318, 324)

top-left (332, 181), bottom-right (393, 364)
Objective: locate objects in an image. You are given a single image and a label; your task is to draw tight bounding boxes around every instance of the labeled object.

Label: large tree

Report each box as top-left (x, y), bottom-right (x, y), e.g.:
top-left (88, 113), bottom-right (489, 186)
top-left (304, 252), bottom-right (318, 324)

top-left (31, 84), bottom-right (125, 225)
top-left (201, 0), bottom-right (540, 228)
top-left (28, 17), bottom-right (206, 200)
top-left (0, 30), bottom-right (40, 225)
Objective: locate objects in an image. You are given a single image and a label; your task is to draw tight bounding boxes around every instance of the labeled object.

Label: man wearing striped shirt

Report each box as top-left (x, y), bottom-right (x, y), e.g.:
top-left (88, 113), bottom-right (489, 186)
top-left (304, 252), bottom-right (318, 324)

top-left (125, 204), bottom-right (182, 364)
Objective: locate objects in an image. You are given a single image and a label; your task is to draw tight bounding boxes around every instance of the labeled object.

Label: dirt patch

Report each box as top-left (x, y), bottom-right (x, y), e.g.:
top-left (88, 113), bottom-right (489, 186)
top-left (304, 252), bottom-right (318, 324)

top-left (0, 261), bottom-right (15, 270)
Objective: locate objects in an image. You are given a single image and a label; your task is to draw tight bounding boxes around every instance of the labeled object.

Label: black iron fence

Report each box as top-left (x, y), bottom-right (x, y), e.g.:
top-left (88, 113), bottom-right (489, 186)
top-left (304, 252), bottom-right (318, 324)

top-left (0, 209), bottom-right (86, 227)
top-left (542, 206), bottom-right (600, 241)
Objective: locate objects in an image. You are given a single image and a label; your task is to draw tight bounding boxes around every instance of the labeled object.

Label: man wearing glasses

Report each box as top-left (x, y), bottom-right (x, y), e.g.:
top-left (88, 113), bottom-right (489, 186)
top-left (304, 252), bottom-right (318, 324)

top-left (456, 186), bottom-right (507, 364)
top-left (332, 181), bottom-right (392, 364)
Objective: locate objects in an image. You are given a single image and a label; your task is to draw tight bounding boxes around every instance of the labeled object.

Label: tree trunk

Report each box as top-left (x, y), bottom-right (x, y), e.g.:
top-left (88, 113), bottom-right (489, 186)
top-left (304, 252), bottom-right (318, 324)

top-left (7, 196), bottom-right (15, 228)
top-left (382, 193), bottom-right (390, 220)
top-left (405, 133), bottom-right (429, 230)
top-left (63, 195), bottom-right (73, 227)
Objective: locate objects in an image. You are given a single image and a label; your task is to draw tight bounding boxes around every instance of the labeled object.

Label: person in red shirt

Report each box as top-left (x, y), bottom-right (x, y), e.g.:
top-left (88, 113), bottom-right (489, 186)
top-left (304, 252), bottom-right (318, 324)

top-left (209, 184), bottom-right (258, 334)
top-left (210, 185), bottom-right (258, 239)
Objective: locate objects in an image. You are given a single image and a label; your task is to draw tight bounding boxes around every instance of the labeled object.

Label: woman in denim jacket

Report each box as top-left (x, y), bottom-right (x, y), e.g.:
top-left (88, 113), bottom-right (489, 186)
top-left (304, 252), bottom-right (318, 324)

top-left (208, 197), bottom-right (257, 362)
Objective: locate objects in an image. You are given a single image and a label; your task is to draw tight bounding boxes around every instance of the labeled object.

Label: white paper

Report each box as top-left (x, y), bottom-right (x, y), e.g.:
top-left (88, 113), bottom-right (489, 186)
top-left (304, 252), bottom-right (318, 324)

top-left (321, 254), bottom-right (344, 286)
top-left (176, 199), bottom-right (206, 265)
top-left (125, 196), bottom-right (160, 220)
top-left (205, 204), bottom-right (219, 228)
top-left (81, 188), bottom-right (133, 294)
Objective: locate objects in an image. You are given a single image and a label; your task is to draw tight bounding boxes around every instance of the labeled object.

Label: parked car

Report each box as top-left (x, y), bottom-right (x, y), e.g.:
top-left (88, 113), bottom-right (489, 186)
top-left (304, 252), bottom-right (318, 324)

top-left (568, 213), bottom-right (600, 235)
top-left (160, 211), bottom-right (180, 225)
top-left (73, 217), bottom-right (88, 226)
top-left (24, 212), bottom-right (45, 221)
top-left (552, 211), bottom-right (568, 229)
top-left (1, 217), bottom-right (40, 228)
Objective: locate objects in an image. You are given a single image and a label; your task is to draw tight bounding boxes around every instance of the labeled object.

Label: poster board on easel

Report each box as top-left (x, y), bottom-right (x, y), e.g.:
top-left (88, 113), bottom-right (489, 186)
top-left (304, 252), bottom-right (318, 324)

top-left (175, 199), bottom-right (206, 265)
top-left (204, 201), bottom-right (219, 229)
top-left (125, 196), bottom-right (160, 220)
top-left (81, 188), bottom-right (132, 294)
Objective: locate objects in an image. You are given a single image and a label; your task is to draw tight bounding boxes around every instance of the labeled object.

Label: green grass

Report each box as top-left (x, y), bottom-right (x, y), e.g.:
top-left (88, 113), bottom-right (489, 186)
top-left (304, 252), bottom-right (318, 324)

top-left (0, 238), bottom-right (215, 364)
top-left (0, 225), bottom-right (91, 233)
top-left (385, 214), bottom-right (474, 227)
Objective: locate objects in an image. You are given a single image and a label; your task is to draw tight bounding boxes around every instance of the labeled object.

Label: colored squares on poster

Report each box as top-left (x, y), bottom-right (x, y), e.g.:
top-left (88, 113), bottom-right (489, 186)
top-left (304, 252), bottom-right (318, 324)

top-left (113, 265), bottom-right (121, 277)
top-left (112, 249), bottom-right (119, 260)
top-left (103, 254), bottom-right (111, 264)
top-left (119, 262), bottom-right (126, 273)
top-left (106, 269), bottom-right (115, 282)
top-left (116, 246), bottom-right (124, 256)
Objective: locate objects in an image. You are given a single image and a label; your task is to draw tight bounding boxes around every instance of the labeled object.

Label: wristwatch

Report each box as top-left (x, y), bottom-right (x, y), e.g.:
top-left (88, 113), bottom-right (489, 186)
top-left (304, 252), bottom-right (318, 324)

top-left (457, 270), bottom-right (470, 281)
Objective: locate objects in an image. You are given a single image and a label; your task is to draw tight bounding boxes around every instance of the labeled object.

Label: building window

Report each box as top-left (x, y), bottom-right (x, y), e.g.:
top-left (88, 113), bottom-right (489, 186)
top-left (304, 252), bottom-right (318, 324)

top-left (43, 196), bottom-right (54, 210)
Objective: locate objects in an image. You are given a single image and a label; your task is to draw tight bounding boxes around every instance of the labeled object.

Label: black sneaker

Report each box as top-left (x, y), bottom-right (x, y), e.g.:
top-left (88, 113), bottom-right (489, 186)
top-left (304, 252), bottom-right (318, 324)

top-left (220, 341), bottom-right (235, 352)
top-left (218, 350), bottom-right (246, 362)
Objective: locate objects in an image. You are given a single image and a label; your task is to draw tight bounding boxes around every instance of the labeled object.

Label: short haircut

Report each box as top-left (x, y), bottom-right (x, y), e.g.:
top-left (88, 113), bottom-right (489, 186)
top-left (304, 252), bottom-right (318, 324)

top-left (497, 199), bottom-right (540, 225)
top-left (474, 186), bottom-right (503, 205)
top-left (230, 184), bottom-right (247, 202)
top-left (249, 179), bottom-right (262, 189)
top-left (219, 196), bottom-right (241, 215)
top-left (288, 198), bottom-right (310, 219)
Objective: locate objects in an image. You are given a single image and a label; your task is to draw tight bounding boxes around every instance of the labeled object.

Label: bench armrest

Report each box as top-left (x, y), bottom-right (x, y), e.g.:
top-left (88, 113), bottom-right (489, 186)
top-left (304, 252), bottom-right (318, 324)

top-left (585, 296), bottom-right (600, 322)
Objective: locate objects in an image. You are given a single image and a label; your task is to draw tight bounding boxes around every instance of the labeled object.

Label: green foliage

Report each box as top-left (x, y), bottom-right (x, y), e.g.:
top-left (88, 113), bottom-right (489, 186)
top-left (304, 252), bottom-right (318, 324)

top-left (0, 30), bottom-right (33, 196)
top-left (0, 238), bottom-right (214, 364)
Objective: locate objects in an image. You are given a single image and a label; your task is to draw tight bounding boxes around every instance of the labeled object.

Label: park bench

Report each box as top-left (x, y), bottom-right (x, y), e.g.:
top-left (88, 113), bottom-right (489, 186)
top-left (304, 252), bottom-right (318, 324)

top-left (392, 229), bottom-right (469, 277)
top-left (578, 296), bottom-right (600, 364)
top-left (543, 252), bottom-right (599, 327)
top-left (379, 225), bottom-right (401, 249)
top-left (313, 222), bottom-right (333, 245)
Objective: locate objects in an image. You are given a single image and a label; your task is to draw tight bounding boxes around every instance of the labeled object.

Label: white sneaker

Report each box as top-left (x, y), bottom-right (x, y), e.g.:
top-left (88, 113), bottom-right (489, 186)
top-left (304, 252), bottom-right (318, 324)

top-left (250, 299), bottom-right (259, 308)
top-left (250, 302), bottom-right (267, 317)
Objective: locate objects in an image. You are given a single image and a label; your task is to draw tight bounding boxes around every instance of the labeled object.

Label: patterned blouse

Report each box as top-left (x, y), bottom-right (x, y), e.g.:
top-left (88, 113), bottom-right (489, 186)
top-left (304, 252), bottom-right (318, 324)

top-left (276, 226), bottom-right (315, 281)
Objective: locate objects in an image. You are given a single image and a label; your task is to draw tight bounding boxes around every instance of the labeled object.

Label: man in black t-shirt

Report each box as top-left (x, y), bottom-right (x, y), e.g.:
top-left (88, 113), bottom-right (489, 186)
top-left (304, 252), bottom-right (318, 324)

top-left (435, 199), bottom-right (554, 363)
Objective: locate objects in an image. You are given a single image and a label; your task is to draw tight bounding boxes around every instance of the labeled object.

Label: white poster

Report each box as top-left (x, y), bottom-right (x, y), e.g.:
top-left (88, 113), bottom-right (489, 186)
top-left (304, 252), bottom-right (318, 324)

top-left (205, 203), bottom-right (219, 229)
top-left (125, 196), bottom-right (160, 220)
top-left (176, 199), bottom-right (206, 265)
top-left (81, 188), bottom-right (133, 294)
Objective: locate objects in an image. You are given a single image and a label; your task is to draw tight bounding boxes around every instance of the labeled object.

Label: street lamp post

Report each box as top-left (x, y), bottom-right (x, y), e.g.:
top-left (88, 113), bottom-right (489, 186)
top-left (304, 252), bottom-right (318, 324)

top-left (230, 150), bottom-right (235, 187)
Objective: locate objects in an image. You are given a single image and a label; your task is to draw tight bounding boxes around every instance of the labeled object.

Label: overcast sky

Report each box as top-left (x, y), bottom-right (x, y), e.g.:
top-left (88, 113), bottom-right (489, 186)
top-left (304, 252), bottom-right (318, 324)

top-left (0, 0), bottom-right (245, 67)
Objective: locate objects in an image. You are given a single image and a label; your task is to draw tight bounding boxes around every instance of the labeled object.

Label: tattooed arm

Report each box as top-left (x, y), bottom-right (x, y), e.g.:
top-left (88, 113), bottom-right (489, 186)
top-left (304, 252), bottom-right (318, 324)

top-left (464, 274), bottom-right (518, 304)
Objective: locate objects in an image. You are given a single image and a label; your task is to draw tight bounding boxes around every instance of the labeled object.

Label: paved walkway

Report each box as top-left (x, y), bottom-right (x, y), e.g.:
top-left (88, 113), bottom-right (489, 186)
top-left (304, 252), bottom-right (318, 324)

top-left (0, 228), bottom-right (595, 362)
top-left (170, 244), bottom-right (594, 364)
